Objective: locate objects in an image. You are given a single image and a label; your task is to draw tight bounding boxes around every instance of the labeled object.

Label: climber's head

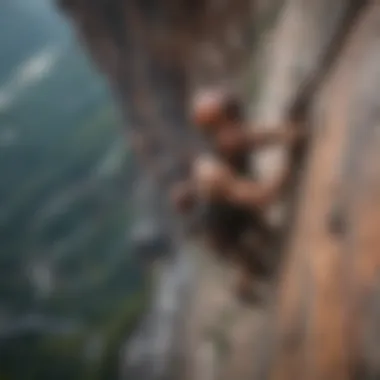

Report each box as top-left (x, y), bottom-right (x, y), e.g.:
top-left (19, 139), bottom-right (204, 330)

top-left (190, 87), bottom-right (242, 135)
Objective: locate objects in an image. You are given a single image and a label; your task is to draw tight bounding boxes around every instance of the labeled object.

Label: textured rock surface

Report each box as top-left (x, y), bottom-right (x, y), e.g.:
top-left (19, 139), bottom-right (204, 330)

top-left (260, 3), bottom-right (380, 380)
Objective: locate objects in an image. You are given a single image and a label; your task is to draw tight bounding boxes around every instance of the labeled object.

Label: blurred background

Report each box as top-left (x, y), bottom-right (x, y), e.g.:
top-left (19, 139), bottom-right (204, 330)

top-left (0, 1), bottom-right (151, 379)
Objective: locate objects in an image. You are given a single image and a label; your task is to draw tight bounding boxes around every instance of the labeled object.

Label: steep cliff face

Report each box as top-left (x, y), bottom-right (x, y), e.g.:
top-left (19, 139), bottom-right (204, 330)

top-left (56, 1), bottom-right (255, 380)
top-left (259, 3), bottom-right (380, 379)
